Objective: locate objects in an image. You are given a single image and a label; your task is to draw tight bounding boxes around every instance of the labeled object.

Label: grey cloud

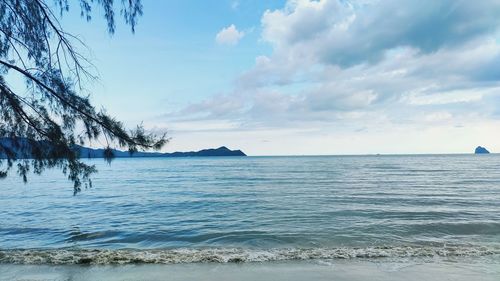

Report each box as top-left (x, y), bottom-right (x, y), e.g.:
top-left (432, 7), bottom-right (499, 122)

top-left (263, 0), bottom-right (500, 67)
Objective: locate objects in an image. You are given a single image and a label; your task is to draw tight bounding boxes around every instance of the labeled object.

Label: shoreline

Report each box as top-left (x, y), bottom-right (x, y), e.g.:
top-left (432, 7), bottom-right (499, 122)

top-left (2, 258), bottom-right (499, 281)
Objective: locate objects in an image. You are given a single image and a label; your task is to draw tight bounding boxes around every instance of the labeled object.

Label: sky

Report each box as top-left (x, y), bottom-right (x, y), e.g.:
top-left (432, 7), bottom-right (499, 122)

top-left (58, 0), bottom-right (500, 155)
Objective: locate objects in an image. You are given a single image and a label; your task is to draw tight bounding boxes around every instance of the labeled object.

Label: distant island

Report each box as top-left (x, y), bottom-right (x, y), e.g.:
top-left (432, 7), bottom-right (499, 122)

top-left (474, 146), bottom-right (490, 154)
top-left (0, 137), bottom-right (246, 159)
top-left (76, 146), bottom-right (247, 158)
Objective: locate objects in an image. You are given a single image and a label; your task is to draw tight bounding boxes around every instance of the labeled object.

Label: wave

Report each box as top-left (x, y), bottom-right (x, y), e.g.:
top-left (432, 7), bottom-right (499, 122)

top-left (1, 245), bottom-right (499, 265)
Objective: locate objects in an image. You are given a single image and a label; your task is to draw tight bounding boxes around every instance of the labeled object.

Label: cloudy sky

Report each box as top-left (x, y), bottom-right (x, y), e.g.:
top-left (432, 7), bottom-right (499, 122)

top-left (63, 0), bottom-right (500, 155)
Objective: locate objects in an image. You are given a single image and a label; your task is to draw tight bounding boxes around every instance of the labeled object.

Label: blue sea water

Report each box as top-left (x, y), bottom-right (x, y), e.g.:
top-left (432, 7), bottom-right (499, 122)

top-left (0, 155), bottom-right (499, 264)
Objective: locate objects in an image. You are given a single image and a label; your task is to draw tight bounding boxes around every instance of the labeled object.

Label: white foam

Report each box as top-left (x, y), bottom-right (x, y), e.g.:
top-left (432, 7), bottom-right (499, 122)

top-left (1, 246), bottom-right (499, 265)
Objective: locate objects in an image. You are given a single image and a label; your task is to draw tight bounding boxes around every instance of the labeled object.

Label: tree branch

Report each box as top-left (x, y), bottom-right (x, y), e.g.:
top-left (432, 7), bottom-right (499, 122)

top-left (0, 59), bottom-right (156, 148)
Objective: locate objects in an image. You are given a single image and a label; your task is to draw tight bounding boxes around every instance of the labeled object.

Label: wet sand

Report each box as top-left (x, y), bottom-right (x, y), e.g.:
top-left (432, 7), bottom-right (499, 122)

top-left (2, 259), bottom-right (499, 281)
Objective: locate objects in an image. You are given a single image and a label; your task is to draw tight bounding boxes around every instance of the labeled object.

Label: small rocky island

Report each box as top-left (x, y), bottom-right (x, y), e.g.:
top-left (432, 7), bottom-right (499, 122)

top-left (474, 146), bottom-right (490, 154)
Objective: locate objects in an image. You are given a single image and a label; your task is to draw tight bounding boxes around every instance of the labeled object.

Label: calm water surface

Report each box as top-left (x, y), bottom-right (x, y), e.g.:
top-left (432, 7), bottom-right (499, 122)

top-left (0, 155), bottom-right (499, 264)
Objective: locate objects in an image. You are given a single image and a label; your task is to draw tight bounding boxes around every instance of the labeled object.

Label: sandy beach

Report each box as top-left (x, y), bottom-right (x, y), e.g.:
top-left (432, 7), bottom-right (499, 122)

top-left (2, 258), bottom-right (500, 281)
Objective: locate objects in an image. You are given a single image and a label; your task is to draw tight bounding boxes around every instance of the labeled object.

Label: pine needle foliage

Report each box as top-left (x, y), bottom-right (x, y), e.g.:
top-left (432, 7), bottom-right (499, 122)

top-left (0, 0), bottom-right (167, 193)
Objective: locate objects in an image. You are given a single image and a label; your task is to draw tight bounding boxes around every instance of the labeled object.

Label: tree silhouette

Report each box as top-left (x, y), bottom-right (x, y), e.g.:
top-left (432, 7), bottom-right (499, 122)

top-left (0, 0), bottom-right (167, 193)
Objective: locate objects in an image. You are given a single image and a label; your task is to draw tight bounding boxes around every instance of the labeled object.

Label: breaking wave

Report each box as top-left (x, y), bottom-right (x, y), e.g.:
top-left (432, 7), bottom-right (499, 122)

top-left (1, 245), bottom-right (499, 265)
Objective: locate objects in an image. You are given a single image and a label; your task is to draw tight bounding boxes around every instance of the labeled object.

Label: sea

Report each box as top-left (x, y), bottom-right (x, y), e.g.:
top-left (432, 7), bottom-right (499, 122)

top-left (1, 155), bottom-right (499, 280)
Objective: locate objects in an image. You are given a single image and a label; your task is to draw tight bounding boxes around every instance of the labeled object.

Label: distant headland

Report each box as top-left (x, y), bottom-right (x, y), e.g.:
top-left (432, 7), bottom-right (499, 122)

top-left (474, 146), bottom-right (490, 154)
top-left (0, 137), bottom-right (246, 159)
top-left (76, 146), bottom-right (247, 158)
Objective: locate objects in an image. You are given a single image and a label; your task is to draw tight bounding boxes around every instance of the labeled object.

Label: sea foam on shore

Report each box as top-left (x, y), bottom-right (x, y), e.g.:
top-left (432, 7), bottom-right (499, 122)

top-left (1, 245), bottom-right (499, 265)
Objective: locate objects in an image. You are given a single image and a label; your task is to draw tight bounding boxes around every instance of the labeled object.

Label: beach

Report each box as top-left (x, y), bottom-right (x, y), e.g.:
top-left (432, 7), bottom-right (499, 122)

top-left (3, 0), bottom-right (500, 279)
top-left (2, 258), bottom-right (500, 281)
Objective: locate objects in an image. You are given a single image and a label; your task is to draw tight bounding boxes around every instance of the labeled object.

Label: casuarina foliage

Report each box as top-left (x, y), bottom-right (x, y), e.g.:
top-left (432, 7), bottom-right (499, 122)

top-left (0, 0), bottom-right (167, 193)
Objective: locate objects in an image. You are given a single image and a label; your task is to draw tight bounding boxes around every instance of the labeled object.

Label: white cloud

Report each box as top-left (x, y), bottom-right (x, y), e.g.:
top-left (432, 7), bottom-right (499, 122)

top-left (402, 88), bottom-right (494, 106)
top-left (162, 0), bottom-right (500, 154)
top-left (423, 112), bottom-right (453, 123)
top-left (261, 0), bottom-right (500, 67)
top-left (231, 1), bottom-right (239, 10)
top-left (215, 24), bottom-right (245, 45)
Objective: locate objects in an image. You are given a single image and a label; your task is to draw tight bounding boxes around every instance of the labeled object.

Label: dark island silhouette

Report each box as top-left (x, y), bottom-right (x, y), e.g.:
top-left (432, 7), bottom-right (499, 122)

top-left (76, 146), bottom-right (246, 158)
top-left (474, 146), bottom-right (490, 154)
top-left (0, 137), bottom-right (246, 159)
